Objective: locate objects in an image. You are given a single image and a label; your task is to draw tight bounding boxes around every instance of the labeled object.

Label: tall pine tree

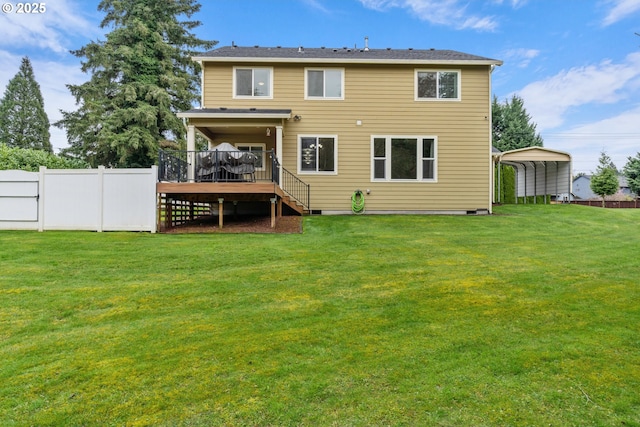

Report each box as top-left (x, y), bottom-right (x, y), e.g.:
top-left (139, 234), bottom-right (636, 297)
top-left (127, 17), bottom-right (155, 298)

top-left (56, 0), bottom-right (216, 167)
top-left (590, 150), bottom-right (619, 207)
top-left (623, 152), bottom-right (640, 198)
top-left (492, 95), bottom-right (543, 152)
top-left (0, 57), bottom-right (52, 152)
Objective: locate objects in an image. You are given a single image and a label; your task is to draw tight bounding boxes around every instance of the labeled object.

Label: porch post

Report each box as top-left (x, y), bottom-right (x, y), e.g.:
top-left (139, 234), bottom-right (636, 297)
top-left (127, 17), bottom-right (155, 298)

top-left (218, 198), bottom-right (224, 228)
top-left (276, 125), bottom-right (283, 185)
top-left (270, 197), bottom-right (277, 228)
top-left (187, 125), bottom-right (196, 182)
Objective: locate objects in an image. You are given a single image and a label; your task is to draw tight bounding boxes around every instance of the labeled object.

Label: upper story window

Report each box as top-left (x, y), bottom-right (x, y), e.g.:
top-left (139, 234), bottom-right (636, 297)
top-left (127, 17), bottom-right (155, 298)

top-left (234, 67), bottom-right (272, 98)
top-left (372, 136), bottom-right (437, 181)
top-left (415, 70), bottom-right (460, 101)
top-left (305, 68), bottom-right (344, 99)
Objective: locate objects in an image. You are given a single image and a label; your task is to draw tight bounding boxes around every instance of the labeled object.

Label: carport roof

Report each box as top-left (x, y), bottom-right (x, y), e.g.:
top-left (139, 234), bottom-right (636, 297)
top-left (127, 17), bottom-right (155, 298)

top-left (494, 146), bottom-right (571, 163)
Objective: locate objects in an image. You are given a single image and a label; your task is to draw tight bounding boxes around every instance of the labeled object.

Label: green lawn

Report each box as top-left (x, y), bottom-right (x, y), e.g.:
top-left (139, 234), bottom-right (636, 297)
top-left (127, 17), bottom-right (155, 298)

top-left (1, 204), bottom-right (639, 426)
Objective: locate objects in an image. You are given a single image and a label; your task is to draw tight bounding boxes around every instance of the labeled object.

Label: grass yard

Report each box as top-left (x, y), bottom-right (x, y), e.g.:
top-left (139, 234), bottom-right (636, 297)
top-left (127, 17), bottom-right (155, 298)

top-left (1, 204), bottom-right (639, 426)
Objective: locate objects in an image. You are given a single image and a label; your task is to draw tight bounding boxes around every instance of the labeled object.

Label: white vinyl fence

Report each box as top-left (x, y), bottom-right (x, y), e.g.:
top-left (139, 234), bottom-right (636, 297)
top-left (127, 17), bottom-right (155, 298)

top-left (0, 166), bottom-right (157, 232)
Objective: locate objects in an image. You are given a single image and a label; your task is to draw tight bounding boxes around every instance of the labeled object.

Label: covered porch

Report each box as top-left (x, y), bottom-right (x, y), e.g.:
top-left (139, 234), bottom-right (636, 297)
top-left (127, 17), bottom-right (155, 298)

top-left (157, 108), bottom-right (309, 231)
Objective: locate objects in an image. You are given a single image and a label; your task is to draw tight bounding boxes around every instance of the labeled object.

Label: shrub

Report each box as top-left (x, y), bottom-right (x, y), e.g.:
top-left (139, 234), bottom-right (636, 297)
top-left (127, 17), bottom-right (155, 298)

top-left (0, 145), bottom-right (89, 171)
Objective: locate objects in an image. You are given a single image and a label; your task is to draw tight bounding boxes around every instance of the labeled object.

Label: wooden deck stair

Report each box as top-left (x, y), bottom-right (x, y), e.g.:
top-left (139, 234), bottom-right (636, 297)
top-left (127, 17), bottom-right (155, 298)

top-left (281, 194), bottom-right (307, 215)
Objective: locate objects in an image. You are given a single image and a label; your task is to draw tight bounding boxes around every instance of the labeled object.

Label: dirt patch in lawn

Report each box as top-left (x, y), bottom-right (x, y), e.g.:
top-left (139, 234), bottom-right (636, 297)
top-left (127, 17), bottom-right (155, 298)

top-left (163, 215), bottom-right (303, 234)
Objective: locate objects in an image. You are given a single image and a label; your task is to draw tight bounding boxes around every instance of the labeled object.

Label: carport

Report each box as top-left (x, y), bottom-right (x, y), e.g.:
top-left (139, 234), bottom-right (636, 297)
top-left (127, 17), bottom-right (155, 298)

top-left (493, 147), bottom-right (572, 204)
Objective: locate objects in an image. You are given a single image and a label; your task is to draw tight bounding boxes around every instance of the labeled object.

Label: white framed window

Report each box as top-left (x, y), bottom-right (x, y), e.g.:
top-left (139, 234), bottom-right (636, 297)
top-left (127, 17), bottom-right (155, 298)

top-left (236, 143), bottom-right (266, 170)
top-left (298, 135), bottom-right (337, 174)
top-left (371, 136), bottom-right (437, 181)
top-left (305, 68), bottom-right (344, 99)
top-left (415, 70), bottom-right (460, 101)
top-left (234, 67), bottom-right (273, 98)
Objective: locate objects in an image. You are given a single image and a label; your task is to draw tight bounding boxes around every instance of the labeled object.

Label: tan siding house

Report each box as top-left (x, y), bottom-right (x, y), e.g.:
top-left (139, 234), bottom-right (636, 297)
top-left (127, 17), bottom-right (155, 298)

top-left (170, 45), bottom-right (502, 216)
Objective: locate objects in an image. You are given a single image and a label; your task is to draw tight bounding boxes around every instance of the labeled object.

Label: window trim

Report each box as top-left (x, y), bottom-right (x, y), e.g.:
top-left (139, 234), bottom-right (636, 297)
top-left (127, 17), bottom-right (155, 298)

top-left (297, 134), bottom-right (338, 175)
top-left (235, 143), bottom-right (267, 171)
top-left (304, 68), bottom-right (345, 100)
top-left (414, 69), bottom-right (461, 101)
top-left (370, 135), bottom-right (438, 182)
top-left (233, 66), bottom-right (273, 99)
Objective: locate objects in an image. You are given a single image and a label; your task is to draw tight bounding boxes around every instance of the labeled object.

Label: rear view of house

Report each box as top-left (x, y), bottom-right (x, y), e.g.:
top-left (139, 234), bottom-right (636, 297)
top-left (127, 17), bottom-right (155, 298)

top-left (159, 43), bottom-right (502, 221)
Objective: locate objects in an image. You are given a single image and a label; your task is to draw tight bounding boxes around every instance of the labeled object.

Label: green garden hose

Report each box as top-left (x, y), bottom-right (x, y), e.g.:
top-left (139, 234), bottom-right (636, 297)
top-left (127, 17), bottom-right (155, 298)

top-left (351, 189), bottom-right (365, 214)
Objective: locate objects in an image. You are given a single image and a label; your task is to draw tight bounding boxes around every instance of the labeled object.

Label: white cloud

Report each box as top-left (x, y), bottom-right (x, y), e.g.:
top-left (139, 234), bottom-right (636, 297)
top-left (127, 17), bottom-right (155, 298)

top-left (516, 52), bottom-right (640, 130)
top-left (601, 0), bottom-right (640, 26)
top-left (359, 0), bottom-right (499, 31)
top-left (491, 0), bottom-right (528, 8)
top-left (0, 0), bottom-right (99, 53)
top-left (302, 0), bottom-right (331, 13)
top-left (502, 48), bottom-right (541, 68)
top-left (544, 106), bottom-right (640, 173)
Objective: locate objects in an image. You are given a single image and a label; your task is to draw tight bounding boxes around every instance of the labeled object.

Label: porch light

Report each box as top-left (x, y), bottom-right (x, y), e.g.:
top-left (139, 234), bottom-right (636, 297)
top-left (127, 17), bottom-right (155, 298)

top-left (266, 128), bottom-right (271, 136)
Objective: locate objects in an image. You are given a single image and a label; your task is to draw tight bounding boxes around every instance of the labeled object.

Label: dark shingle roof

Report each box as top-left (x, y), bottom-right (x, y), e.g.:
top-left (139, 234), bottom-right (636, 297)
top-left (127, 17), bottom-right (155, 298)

top-left (195, 45), bottom-right (502, 65)
top-left (177, 108), bottom-right (292, 118)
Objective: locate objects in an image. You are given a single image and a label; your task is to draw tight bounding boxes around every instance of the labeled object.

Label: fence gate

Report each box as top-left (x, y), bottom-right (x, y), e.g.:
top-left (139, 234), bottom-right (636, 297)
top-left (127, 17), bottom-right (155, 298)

top-left (0, 170), bottom-right (39, 230)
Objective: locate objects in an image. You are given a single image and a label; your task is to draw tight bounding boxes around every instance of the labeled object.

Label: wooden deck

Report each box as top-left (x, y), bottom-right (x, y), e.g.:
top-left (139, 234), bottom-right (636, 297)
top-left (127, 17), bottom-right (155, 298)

top-left (157, 182), bottom-right (281, 200)
top-left (157, 182), bottom-right (305, 231)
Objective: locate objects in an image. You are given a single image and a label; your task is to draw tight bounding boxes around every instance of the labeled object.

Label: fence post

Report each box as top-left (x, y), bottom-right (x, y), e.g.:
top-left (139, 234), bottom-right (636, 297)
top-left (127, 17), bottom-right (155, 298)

top-left (38, 166), bottom-right (46, 232)
top-left (97, 166), bottom-right (105, 232)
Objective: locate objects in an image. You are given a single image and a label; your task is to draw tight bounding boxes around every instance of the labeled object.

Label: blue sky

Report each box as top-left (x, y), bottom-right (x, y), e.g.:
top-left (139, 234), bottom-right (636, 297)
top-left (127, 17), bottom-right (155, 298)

top-left (1, 0), bottom-right (639, 174)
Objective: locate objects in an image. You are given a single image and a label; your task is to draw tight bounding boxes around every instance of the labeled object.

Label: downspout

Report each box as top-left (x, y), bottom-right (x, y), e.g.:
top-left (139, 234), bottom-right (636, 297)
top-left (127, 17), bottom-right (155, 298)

top-left (488, 65), bottom-right (496, 213)
top-left (199, 60), bottom-right (205, 109)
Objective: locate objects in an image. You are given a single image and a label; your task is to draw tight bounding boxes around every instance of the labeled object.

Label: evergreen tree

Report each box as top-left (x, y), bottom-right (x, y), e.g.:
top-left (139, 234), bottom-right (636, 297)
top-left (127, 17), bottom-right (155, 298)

top-left (56, 0), bottom-right (216, 167)
top-left (590, 151), bottom-right (619, 207)
top-left (492, 95), bottom-right (543, 152)
top-left (623, 152), bottom-right (640, 198)
top-left (0, 57), bottom-right (52, 152)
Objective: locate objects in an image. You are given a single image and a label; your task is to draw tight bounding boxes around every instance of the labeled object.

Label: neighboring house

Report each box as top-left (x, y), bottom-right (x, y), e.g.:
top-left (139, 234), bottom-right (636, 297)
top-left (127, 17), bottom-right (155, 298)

top-left (573, 175), bottom-right (596, 200)
top-left (573, 175), bottom-right (633, 200)
top-left (161, 44), bottom-right (502, 219)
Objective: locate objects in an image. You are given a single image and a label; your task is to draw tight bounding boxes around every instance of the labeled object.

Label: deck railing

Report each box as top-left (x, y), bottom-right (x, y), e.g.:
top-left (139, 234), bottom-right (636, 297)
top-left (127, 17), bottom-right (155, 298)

top-left (280, 163), bottom-right (310, 210)
top-left (159, 149), bottom-right (277, 183)
top-left (158, 149), bottom-right (310, 210)
top-left (158, 150), bottom-right (188, 183)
